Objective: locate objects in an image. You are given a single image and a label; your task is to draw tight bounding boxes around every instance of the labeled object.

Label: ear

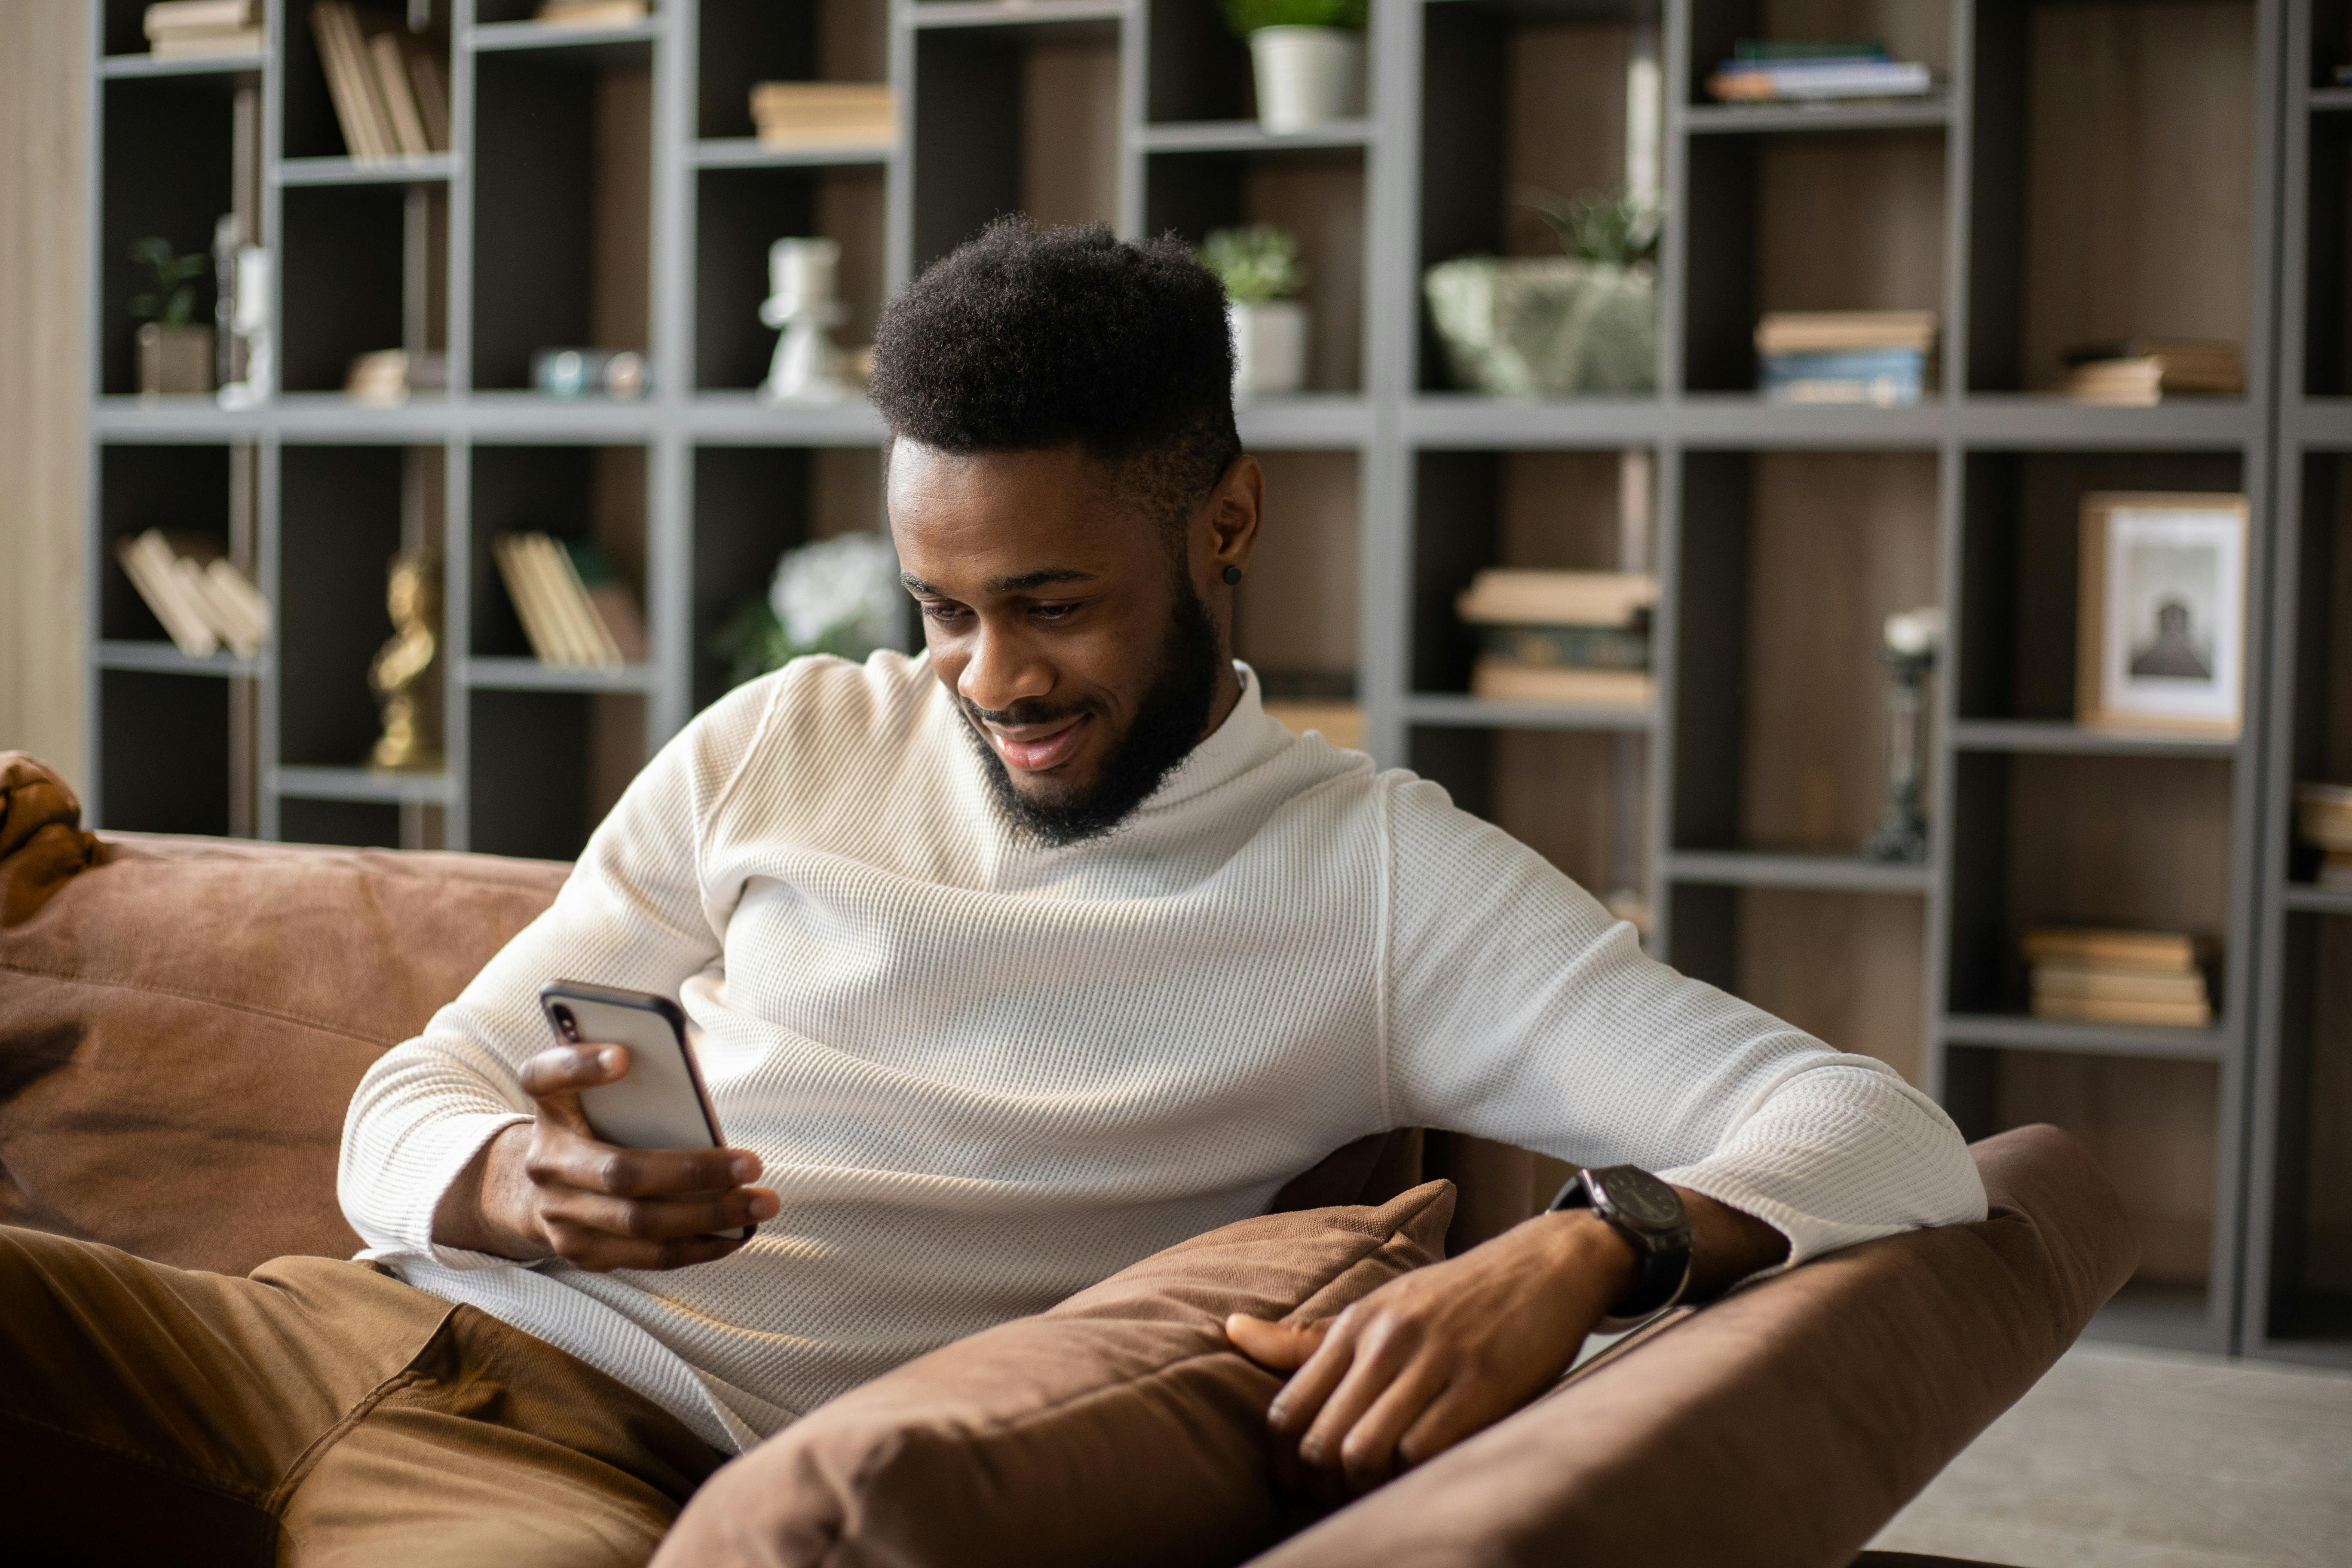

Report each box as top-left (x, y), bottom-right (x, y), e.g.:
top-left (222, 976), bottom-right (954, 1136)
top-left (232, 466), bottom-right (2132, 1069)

top-left (1201, 454), bottom-right (1264, 587)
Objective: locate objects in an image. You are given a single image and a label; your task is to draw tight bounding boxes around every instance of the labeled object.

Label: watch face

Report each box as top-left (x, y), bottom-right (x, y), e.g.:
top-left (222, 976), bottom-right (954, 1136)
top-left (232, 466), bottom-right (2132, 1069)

top-left (1596, 1167), bottom-right (1683, 1231)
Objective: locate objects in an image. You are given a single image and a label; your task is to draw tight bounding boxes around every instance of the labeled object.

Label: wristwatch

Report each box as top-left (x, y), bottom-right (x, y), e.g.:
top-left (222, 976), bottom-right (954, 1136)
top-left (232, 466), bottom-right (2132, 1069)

top-left (1549, 1164), bottom-right (1694, 1323)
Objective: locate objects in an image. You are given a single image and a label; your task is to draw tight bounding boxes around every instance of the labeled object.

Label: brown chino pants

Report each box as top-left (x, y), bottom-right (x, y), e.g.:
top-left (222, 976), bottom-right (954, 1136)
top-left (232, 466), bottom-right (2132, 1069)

top-left (0, 1224), bottom-right (726, 1566)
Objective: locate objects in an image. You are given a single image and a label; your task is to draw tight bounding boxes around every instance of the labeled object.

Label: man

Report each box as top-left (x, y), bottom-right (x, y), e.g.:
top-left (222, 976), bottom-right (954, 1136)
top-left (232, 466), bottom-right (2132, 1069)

top-left (2, 220), bottom-right (1983, 1559)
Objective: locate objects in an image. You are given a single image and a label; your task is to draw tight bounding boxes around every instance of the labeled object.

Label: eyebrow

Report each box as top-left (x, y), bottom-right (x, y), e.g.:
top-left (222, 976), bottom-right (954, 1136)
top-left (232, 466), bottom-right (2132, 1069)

top-left (899, 567), bottom-right (1099, 597)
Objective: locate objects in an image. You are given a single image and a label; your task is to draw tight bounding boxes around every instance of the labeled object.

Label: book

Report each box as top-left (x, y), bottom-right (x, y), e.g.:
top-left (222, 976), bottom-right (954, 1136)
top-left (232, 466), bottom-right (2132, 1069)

top-left (1759, 347), bottom-right (1927, 407)
top-left (115, 530), bottom-right (270, 659)
top-left (2063, 340), bottom-right (2244, 405)
top-left (1707, 58), bottom-right (1932, 102)
top-left (563, 542), bottom-right (649, 662)
top-left (1732, 38), bottom-right (1890, 63)
top-left (2030, 994), bottom-right (2214, 1029)
top-left (370, 31), bottom-right (432, 156)
top-left (146, 0), bottom-right (260, 31)
top-left (2030, 961), bottom-right (2209, 1007)
top-left (151, 29), bottom-right (266, 57)
top-left (493, 532), bottom-right (645, 668)
top-left (312, 3), bottom-right (392, 160)
top-left (407, 49), bottom-right (451, 151)
top-left (1470, 661), bottom-right (1653, 709)
top-left (1756, 311), bottom-right (1938, 355)
top-left (750, 82), bottom-right (897, 149)
top-left (1471, 623), bottom-right (1650, 672)
top-left (536, 0), bottom-right (649, 25)
top-left (493, 535), bottom-right (570, 666)
top-left (2020, 926), bottom-right (2207, 974)
top-left (2294, 781), bottom-right (2352, 854)
top-left (1455, 570), bottom-right (1655, 629)
top-left (345, 348), bottom-right (447, 405)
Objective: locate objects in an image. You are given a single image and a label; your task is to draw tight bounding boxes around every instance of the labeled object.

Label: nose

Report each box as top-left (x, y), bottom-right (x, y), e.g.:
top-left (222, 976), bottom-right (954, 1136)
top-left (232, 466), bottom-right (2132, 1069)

top-left (956, 622), bottom-right (1056, 717)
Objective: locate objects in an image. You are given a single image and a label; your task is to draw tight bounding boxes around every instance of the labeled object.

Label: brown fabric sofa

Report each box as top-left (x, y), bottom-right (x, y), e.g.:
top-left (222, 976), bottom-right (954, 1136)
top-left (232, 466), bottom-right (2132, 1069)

top-left (0, 753), bottom-right (2137, 1565)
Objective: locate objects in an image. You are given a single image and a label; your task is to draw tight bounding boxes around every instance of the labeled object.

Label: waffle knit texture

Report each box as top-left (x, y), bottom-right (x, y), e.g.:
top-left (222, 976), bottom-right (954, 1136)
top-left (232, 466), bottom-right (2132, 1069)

top-left (340, 652), bottom-right (1986, 1452)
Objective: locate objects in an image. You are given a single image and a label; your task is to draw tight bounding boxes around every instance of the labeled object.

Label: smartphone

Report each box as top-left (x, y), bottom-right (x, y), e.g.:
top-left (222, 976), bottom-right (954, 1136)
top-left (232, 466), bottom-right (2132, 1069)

top-left (536, 980), bottom-right (748, 1241)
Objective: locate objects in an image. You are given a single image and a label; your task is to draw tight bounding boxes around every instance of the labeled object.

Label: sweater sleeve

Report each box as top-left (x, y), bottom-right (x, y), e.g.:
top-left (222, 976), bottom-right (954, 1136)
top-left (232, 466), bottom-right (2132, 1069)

top-left (337, 676), bottom-right (782, 1269)
top-left (1381, 775), bottom-right (1985, 1267)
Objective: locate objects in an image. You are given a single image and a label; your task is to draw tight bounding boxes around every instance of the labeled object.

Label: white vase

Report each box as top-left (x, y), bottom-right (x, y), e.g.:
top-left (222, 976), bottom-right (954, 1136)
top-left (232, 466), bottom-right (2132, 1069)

top-left (1228, 299), bottom-right (1308, 397)
top-left (1249, 27), bottom-right (1361, 133)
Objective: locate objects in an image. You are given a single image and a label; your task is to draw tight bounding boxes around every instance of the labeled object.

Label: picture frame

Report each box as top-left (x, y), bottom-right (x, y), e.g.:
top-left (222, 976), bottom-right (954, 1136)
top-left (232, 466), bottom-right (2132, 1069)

top-left (2076, 492), bottom-right (2249, 738)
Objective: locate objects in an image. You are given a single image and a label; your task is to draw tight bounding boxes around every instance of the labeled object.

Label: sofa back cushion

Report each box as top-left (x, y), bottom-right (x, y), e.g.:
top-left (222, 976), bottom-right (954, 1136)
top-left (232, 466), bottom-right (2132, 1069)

top-left (653, 1179), bottom-right (1457, 1568)
top-left (0, 753), bottom-right (568, 1273)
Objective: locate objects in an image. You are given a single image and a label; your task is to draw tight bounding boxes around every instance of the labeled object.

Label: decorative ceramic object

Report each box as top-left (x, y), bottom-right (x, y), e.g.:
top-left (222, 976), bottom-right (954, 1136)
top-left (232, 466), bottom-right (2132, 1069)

top-left (1228, 300), bottom-right (1308, 395)
top-left (1250, 25), bottom-right (1360, 132)
top-left (1424, 256), bottom-right (1657, 398)
top-left (1861, 606), bottom-right (1944, 865)
top-left (760, 237), bottom-right (848, 403)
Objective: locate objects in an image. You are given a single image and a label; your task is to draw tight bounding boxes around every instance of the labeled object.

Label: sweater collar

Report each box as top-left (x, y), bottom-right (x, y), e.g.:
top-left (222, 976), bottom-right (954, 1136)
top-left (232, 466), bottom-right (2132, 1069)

top-left (1132, 661), bottom-right (1292, 815)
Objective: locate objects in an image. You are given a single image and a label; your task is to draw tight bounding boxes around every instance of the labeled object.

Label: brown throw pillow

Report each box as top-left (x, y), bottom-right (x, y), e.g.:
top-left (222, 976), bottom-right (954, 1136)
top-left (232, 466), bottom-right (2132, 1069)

top-left (0, 753), bottom-right (567, 1273)
top-left (652, 1178), bottom-right (1458, 1568)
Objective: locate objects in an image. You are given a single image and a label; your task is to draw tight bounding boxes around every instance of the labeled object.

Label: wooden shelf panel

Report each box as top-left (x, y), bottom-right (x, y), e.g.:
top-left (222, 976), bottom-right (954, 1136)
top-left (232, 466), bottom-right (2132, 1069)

top-left (1664, 851), bottom-right (1929, 895)
top-left (271, 766), bottom-right (456, 805)
top-left (1400, 694), bottom-right (1653, 733)
top-left (1941, 1013), bottom-right (2228, 1062)
top-left (1949, 720), bottom-right (2241, 760)
top-left (2284, 884), bottom-right (2352, 915)
top-left (95, 640), bottom-right (262, 678)
top-left (908, 1), bottom-right (1124, 32)
top-left (99, 52), bottom-right (266, 80)
top-left (467, 20), bottom-right (662, 54)
top-left (276, 155), bottom-right (459, 186)
top-left (1678, 99), bottom-right (1952, 137)
top-left (689, 138), bottom-right (894, 170)
top-left (464, 658), bottom-right (660, 693)
top-left (1139, 119), bottom-right (1372, 153)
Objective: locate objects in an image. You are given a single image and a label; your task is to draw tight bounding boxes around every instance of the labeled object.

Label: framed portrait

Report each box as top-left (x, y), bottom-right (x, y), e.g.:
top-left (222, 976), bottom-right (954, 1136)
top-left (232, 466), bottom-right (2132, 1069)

top-left (2076, 492), bottom-right (2249, 738)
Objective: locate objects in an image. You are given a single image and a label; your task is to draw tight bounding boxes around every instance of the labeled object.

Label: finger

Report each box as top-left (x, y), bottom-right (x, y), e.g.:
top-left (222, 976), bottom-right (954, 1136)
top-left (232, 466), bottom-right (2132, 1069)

top-left (1297, 1321), bottom-right (1419, 1474)
top-left (533, 1133), bottom-right (764, 1198)
top-left (1225, 1314), bottom-right (1326, 1372)
top-left (1335, 1358), bottom-right (1452, 1494)
top-left (1394, 1376), bottom-right (1516, 1472)
top-left (520, 1043), bottom-right (631, 1099)
top-left (1265, 1317), bottom-right (1359, 1437)
top-left (545, 1222), bottom-right (749, 1273)
top-left (550, 1186), bottom-right (779, 1245)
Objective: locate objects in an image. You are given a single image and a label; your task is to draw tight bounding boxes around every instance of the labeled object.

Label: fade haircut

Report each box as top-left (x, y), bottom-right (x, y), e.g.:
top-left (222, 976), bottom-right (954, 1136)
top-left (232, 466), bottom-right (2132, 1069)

top-left (868, 217), bottom-right (1242, 536)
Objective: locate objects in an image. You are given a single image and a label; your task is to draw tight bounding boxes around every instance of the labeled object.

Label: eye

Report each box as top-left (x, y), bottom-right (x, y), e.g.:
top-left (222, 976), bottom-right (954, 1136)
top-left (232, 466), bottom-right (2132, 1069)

top-left (1029, 602), bottom-right (1079, 622)
top-left (920, 601), bottom-right (969, 626)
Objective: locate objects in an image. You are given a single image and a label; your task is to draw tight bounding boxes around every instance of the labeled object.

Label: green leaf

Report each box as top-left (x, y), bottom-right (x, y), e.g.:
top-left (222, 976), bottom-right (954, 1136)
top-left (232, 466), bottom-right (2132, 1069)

top-left (1220, 0), bottom-right (1364, 38)
top-left (1196, 223), bottom-right (1307, 305)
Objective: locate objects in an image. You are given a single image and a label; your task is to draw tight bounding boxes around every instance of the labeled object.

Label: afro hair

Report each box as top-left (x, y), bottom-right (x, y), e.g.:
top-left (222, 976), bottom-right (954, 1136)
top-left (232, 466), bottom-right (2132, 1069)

top-left (868, 218), bottom-right (1242, 527)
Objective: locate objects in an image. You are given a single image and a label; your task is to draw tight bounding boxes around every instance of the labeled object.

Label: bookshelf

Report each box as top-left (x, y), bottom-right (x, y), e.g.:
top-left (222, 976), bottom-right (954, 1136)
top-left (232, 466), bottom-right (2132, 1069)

top-left (82, 0), bottom-right (2316, 1359)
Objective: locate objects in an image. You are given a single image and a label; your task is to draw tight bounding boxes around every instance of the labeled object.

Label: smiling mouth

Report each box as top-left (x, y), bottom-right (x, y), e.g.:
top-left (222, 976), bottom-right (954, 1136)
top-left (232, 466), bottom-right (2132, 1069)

top-left (983, 712), bottom-right (1091, 773)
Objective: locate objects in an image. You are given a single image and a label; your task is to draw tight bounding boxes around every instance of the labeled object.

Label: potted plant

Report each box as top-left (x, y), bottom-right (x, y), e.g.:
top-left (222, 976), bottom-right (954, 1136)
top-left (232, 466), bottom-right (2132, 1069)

top-left (128, 236), bottom-right (213, 398)
top-left (1222, 0), bottom-right (1365, 133)
top-left (1424, 186), bottom-right (1662, 398)
top-left (1198, 224), bottom-right (1309, 398)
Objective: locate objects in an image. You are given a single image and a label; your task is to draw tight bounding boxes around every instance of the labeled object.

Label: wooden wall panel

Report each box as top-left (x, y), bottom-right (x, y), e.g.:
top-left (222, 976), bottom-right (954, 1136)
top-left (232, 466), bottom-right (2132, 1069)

top-left (2328, 463), bottom-right (2352, 780)
top-left (1504, 23), bottom-right (1629, 257)
top-left (1741, 452), bottom-right (1939, 853)
top-left (2019, 1), bottom-right (2255, 390)
top-left (2006, 753), bottom-right (2234, 943)
top-left (817, 167), bottom-right (887, 350)
top-left (819, 0), bottom-right (889, 81)
top-left (811, 446), bottom-right (886, 541)
top-left (1737, 888), bottom-right (1927, 1085)
top-left (1498, 450), bottom-right (1630, 570)
top-left (0, 1), bottom-right (86, 781)
top-left (1762, 0), bottom-right (1951, 76)
top-left (1492, 729), bottom-right (1636, 898)
top-left (1244, 156), bottom-right (1364, 391)
top-left (1758, 131), bottom-right (1945, 316)
top-left (1022, 41), bottom-right (1120, 230)
top-left (1234, 450), bottom-right (1359, 678)
top-left (2308, 919), bottom-right (2352, 1296)
top-left (592, 66), bottom-right (652, 352)
top-left (1998, 1053), bottom-right (2219, 1286)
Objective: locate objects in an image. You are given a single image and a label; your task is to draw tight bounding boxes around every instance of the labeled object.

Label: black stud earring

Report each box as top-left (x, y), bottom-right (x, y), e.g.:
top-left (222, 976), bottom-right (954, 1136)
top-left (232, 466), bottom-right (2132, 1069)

top-left (1222, 565), bottom-right (1243, 585)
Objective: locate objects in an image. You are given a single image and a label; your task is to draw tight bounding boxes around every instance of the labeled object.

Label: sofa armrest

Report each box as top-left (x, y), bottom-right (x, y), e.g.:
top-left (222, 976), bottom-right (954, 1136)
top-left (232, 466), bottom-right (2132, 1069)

top-left (1243, 1124), bottom-right (2137, 1568)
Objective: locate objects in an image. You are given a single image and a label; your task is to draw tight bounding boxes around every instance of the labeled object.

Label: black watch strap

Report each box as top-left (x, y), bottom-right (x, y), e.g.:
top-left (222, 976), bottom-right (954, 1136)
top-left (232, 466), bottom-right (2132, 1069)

top-left (1550, 1165), bottom-right (1695, 1320)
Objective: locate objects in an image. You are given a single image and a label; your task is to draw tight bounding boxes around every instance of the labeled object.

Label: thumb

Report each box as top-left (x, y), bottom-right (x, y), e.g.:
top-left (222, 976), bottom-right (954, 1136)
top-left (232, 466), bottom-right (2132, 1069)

top-left (1225, 1314), bottom-right (1329, 1372)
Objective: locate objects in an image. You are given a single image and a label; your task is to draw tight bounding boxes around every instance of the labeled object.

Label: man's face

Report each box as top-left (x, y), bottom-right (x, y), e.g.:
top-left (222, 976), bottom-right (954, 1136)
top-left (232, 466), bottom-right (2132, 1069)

top-left (888, 441), bottom-right (1252, 845)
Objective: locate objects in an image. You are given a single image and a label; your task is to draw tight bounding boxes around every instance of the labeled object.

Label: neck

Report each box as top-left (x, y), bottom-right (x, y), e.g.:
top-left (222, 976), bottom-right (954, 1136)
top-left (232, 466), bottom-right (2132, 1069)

top-left (1196, 657), bottom-right (1243, 747)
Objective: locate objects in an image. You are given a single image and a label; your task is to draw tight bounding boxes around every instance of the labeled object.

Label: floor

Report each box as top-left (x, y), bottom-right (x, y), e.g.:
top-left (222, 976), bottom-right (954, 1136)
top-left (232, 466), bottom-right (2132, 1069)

top-left (1867, 1342), bottom-right (2352, 1568)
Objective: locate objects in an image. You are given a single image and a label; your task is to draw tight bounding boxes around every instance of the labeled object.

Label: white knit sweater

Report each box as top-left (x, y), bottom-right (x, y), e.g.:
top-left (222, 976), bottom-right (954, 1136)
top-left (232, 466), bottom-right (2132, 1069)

top-left (340, 652), bottom-right (1985, 1452)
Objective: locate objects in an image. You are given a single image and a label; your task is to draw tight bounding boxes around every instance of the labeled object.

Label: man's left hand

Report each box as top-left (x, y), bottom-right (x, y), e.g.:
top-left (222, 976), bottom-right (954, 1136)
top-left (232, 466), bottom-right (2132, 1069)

top-left (1224, 1208), bottom-right (1636, 1502)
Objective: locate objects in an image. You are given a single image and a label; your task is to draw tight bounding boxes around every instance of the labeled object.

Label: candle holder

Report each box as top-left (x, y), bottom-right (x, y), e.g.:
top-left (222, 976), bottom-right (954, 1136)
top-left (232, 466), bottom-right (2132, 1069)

top-left (1860, 606), bottom-right (1944, 866)
top-left (759, 237), bottom-right (848, 403)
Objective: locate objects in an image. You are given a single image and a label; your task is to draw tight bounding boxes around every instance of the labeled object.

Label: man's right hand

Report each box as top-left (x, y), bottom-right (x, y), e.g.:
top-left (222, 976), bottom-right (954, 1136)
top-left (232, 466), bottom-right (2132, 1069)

top-left (430, 1044), bottom-right (778, 1271)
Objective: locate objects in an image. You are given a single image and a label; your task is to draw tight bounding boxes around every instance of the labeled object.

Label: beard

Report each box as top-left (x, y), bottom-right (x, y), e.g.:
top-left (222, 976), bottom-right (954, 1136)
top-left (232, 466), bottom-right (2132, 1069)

top-left (956, 573), bottom-right (1225, 848)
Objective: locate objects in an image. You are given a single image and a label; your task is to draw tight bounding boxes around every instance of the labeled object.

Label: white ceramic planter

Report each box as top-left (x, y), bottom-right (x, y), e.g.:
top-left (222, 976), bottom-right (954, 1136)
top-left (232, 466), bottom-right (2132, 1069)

top-left (1228, 299), bottom-right (1308, 397)
top-left (1249, 26), bottom-right (1361, 133)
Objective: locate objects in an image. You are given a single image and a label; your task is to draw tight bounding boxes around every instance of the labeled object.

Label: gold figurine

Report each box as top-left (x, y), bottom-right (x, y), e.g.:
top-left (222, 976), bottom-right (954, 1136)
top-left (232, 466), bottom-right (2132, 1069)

top-left (368, 550), bottom-right (442, 772)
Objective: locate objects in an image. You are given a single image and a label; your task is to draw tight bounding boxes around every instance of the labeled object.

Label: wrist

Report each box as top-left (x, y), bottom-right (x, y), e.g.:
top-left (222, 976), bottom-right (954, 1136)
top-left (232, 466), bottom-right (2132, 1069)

top-left (1530, 1209), bottom-right (1642, 1314)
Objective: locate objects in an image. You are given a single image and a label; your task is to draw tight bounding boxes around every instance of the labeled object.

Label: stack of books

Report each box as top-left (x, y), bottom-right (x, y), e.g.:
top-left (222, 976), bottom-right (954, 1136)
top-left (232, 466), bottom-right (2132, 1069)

top-left (2062, 340), bottom-right (2244, 405)
top-left (1706, 40), bottom-right (1933, 103)
top-left (346, 349), bottom-right (447, 406)
top-left (751, 83), bottom-right (897, 150)
top-left (1455, 570), bottom-right (1655, 708)
top-left (144, 0), bottom-right (263, 58)
top-left (2024, 927), bottom-right (2214, 1029)
top-left (310, 2), bottom-right (450, 162)
top-left (116, 529), bottom-right (270, 660)
top-left (2295, 782), bottom-right (2352, 888)
top-left (1257, 674), bottom-right (1363, 753)
top-left (1757, 311), bottom-right (1936, 406)
top-left (537, 0), bottom-right (649, 25)
top-left (493, 533), bottom-right (648, 669)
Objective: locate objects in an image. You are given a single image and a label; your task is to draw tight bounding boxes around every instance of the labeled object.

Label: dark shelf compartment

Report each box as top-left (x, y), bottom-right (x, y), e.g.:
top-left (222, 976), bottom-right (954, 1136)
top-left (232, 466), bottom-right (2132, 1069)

top-left (1671, 449), bottom-right (1939, 859)
top-left (695, 162), bottom-right (885, 390)
top-left (280, 180), bottom-right (443, 394)
top-left (1966, 0), bottom-right (2261, 395)
top-left (98, 668), bottom-right (230, 836)
top-left (1409, 723), bottom-right (1650, 918)
top-left (97, 72), bottom-right (237, 397)
top-left (1944, 1041), bottom-right (2226, 1351)
top-left (467, 688), bottom-right (645, 862)
top-left (1955, 449), bottom-right (2248, 726)
top-left (697, 0), bottom-right (888, 143)
top-left (470, 38), bottom-right (652, 391)
top-left (278, 445), bottom-right (410, 770)
top-left (283, 5), bottom-right (451, 162)
top-left (278, 797), bottom-right (404, 849)
top-left (97, 444), bottom-right (234, 643)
